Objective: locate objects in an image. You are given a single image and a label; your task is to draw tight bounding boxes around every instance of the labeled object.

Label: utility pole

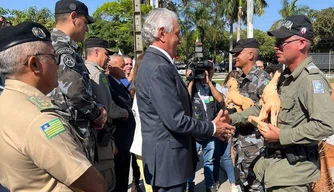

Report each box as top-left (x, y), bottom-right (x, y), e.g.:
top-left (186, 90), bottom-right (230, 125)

top-left (237, 0), bottom-right (243, 41)
top-left (247, 0), bottom-right (254, 38)
top-left (133, 0), bottom-right (143, 58)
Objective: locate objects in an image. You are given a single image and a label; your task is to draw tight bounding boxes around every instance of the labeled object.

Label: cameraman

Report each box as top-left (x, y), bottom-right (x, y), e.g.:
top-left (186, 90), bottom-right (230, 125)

top-left (186, 61), bottom-right (224, 192)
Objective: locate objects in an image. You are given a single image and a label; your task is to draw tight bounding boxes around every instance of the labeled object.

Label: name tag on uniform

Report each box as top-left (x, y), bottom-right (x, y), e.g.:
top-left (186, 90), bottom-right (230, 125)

top-left (312, 80), bottom-right (324, 94)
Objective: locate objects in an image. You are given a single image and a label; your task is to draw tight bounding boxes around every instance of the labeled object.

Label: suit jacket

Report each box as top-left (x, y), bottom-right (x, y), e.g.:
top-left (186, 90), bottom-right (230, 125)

top-left (136, 47), bottom-right (214, 187)
top-left (107, 76), bottom-right (135, 153)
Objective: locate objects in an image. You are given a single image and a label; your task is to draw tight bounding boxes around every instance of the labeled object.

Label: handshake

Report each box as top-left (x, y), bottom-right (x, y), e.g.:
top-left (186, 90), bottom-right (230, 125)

top-left (212, 109), bottom-right (235, 141)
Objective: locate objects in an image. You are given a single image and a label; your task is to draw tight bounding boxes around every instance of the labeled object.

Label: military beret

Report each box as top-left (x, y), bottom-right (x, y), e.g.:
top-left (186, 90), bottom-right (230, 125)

top-left (230, 38), bottom-right (259, 54)
top-left (55, 0), bottom-right (94, 24)
top-left (268, 15), bottom-right (314, 40)
top-left (84, 37), bottom-right (114, 54)
top-left (0, 21), bottom-right (51, 52)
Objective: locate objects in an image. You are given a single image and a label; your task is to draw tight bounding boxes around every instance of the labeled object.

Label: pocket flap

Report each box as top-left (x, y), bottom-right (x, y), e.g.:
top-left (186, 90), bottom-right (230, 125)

top-left (280, 98), bottom-right (295, 110)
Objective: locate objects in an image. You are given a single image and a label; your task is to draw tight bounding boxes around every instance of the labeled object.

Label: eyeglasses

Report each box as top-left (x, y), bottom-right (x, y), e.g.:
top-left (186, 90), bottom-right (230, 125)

top-left (275, 38), bottom-right (302, 48)
top-left (24, 53), bottom-right (60, 66)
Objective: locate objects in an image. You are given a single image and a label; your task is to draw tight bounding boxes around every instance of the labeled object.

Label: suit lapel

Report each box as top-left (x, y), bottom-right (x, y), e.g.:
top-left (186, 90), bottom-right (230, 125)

top-left (146, 47), bottom-right (191, 108)
top-left (108, 76), bottom-right (131, 100)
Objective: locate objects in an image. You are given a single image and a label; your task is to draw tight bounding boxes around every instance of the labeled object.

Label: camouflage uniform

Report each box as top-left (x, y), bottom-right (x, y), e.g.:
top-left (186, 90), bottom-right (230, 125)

top-left (234, 66), bottom-right (271, 192)
top-left (50, 28), bottom-right (101, 163)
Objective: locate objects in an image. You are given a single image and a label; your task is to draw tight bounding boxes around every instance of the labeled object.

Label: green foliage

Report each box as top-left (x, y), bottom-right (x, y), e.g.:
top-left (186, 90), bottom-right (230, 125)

top-left (312, 8), bottom-right (334, 52)
top-left (7, 7), bottom-right (55, 31)
top-left (271, 0), bottom-right (312, 30)
top-left (89, 0), bottom-right (152, 57)
top-left (253, 29), bottom-right (276, 62)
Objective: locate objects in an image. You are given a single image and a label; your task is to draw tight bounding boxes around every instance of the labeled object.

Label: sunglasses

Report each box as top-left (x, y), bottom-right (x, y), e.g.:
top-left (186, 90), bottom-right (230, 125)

top-left (275, 38), bottom-right (302, 48)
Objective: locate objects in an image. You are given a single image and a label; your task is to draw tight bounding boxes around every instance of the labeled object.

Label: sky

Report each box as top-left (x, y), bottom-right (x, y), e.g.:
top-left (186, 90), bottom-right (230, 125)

top-left (1, 0), bottom-right (334, 31)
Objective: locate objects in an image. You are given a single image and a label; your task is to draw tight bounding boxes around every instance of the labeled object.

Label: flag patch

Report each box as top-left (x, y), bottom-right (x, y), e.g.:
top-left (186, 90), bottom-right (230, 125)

top-left (40, 118), bottom-right (65, 139)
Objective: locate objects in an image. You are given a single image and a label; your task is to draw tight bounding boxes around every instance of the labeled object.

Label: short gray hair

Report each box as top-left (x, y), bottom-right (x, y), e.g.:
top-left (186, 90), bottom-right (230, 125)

top-left (108, 53), bottom-right (124, 66)
top-left (142, 8), bottom-right (178, 46)
top-left (0, 41), bottom-right (48, 79)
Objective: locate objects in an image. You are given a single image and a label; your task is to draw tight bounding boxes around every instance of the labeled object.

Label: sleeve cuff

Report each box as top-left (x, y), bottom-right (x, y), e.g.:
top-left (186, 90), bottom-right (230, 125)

top-left (279, 128), bottom-right (292, 145)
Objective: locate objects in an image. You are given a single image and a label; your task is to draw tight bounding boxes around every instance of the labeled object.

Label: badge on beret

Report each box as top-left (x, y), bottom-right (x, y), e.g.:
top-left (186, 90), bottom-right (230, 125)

top-left (69, 3), bottom-right (77, 11)
top-left (312, 80), bottom-right (324, 94)
top-left (62, 54), bottom-right (76, 68)
top-left (40, 117), bottom-right (65, 140)
top-left (32, 27), bottom-right (46, 39)
top-left (300, 27), bottom-right (307, 35)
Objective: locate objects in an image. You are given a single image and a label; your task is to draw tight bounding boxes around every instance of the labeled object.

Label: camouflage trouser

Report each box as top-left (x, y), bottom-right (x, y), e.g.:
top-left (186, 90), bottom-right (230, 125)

top-left (234, 133), bottom-right (264, 192)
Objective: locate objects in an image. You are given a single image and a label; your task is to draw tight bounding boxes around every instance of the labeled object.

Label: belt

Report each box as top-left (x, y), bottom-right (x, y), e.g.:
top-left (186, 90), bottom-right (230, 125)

top-left (264, 148), bottom-right (287, 159)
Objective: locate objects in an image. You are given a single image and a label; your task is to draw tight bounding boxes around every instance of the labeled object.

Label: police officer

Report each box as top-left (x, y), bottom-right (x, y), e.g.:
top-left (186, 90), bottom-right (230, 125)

top-left (84, 37), bottom-right (129, 191)
top-left (230, 15), bottom-right (334, 191)
top-left (51, 0), bottom-right (107, 163)
top-left (0, 21), bottom-right (107, 192)
top-left (229, 38), bottom-right (271, 192)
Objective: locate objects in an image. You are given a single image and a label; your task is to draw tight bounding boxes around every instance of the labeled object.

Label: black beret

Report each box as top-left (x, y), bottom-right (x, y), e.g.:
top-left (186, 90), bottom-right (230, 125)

top-left (55, 0), bottom-right (94, 24)
top-left (230, 38), bottom-right (259, 54)
top-left (268, 15), bottom-right (314, 40)
top-left (84, 37), bottom-right (114, 54)
top-left (0, 21), bottom-right (51, 52)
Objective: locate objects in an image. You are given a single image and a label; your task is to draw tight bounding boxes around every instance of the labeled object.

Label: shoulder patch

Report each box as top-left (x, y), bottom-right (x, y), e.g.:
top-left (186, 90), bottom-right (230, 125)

top-left (55, 47), bottom-right (74, 55)
top-left (312, 80), bottom-right (324, 94)
top-left (27, 96), bottom-right (56, 111)
top-left (40, 117), bottom-right (65, 139)
top-left (61, 54), bottom-right (76, 68)
top-left (264, 79), bottom-right (270, 86)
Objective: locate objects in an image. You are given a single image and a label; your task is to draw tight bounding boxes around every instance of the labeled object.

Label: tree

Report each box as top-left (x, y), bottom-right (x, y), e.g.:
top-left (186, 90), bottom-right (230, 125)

top-left (89, 0), bottom-right (152, 57)
top-left (220, 0), bottom-right (267, 71)
top-left (270, 0), bottom-right (312, 30)
top-left (178, 0), bottom-right (227, 62)
top-left (7, 7), bottom-right (54, 31)
top-left (312, 8), bottom-right (334, 52)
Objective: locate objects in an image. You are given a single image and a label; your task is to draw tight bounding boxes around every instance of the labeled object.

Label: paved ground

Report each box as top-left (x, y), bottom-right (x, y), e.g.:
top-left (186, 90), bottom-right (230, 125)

top-left (127, 156), bottom-right (232, 192)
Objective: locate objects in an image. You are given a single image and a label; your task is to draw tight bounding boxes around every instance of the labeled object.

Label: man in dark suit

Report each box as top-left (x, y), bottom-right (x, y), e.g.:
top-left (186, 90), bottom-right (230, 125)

top-left (136, 8), bottom-right (236, 192)
top-left (106, 54), bottom-right (136, 192)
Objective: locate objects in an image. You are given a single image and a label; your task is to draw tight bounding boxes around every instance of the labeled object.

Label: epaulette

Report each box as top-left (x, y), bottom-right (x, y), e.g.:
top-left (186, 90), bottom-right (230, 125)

top-left (26, 96), bottom-right (59, 112)
top-left (305, 64), bottom-right (320, 75)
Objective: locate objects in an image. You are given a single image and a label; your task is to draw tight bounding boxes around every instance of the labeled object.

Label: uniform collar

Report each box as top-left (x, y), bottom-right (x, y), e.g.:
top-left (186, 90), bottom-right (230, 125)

top-left (289, 56), bottom-right (313, 80)
top-left (4, 79), bottom-right (48, 98)
top-left (240, 65), bottom-right (258, 81)
top-left (51, 28), bottom-right (79, 50)
top-left (85, 60), bottom-right (105, 72)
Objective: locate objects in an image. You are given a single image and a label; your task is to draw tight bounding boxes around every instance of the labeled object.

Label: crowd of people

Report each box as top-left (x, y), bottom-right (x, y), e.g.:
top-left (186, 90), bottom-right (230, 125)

top-left (0, 1), bottom-right (334, 192)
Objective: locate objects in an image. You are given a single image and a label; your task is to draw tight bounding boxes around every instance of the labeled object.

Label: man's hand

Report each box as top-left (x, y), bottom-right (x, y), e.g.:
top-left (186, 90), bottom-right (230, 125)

top-left (213, 110), bottom-right (235, 141)
top-left (259, 123), bottom-right (280, 142)
top-left (204, 71), bottom-right (211, 84)
top-left (94, 107), bottom-right (107, 130)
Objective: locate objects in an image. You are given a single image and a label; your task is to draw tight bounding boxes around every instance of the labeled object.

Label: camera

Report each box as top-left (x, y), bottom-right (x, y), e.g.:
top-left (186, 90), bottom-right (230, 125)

top-left (187, 59), bottom-right (213, 80)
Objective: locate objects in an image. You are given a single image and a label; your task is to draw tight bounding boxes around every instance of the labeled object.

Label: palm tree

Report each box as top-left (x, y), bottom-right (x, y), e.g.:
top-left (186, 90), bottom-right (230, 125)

top-left (270, 0), bottom-right (311, 30)
top-left (221, 0), bottom-right (268, 71)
